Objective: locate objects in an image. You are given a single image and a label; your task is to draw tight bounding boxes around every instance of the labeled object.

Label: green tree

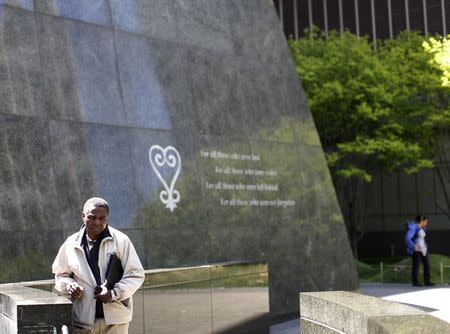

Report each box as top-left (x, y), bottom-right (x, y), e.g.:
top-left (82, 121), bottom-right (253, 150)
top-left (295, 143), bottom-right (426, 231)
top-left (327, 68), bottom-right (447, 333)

top-left (423, 35), bottom-right (450, 219)
top-left (289, 30), bottom-right (450, 256)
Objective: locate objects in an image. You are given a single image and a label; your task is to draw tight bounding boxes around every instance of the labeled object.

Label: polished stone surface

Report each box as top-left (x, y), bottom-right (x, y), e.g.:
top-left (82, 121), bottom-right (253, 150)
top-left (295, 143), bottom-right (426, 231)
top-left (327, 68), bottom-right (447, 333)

top-left (173, 0), bottom-right (234, 53)
top-left (0, 0), bottom-right (32, 10)
top-left (110, 0), bottom-right (177, 40)
top-left (48, 120), bottom-right (97, 229)
top-left (64, 23), bottom-right (125, 126)
top-left (0, 0), bottom-right (358, 330)
top-left (0, 6), bottom-right (43, 117)
top-left (114, 33), bottom-right (197, 130)
top-left (36, 15), bottom-right (126, 125)
top-left (0, 114), bottom-right (58, 232)
top-left (34, 0), bottom-right (112, 26)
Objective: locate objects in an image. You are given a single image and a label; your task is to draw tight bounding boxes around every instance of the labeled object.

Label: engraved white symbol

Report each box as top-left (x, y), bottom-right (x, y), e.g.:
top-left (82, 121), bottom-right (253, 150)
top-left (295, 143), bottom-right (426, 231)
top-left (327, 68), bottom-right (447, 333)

top-left (149, 145), bottom-right (181, 212)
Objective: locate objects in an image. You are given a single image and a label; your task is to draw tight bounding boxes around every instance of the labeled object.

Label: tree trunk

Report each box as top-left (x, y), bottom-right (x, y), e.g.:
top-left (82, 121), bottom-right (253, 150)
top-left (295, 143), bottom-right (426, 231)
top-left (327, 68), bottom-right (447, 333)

top-left (337, 177), bottom-right (363, 259)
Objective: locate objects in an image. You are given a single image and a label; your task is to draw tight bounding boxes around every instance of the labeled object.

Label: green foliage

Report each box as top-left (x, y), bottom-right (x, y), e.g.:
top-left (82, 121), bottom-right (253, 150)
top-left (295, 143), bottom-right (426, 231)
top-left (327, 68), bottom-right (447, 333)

top-left (423, 35), bottom-right (450, 87)
top-left (289, 30), bottom-right (450, 182)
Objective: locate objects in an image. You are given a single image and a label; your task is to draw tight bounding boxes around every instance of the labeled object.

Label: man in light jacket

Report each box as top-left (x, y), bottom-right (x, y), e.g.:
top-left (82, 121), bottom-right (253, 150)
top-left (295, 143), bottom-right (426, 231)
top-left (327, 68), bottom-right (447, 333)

top-left (53, 197), bottom-right (145, 333)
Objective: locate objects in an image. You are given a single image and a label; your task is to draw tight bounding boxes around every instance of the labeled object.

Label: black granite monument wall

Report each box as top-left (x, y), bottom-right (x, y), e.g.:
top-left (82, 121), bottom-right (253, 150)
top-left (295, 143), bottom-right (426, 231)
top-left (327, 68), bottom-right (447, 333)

top-left (0, 0), bottom-right (358, 316)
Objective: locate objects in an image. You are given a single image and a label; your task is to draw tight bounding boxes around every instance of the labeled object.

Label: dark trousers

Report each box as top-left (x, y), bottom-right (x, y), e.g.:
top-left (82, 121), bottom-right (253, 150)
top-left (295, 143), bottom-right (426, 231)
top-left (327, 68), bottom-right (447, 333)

top-left (412, 251), bottom-right (431, 284)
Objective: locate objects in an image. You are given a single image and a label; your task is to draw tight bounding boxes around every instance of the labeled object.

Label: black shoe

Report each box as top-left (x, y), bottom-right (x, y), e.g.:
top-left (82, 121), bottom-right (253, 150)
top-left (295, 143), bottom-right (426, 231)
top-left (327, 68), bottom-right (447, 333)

top-left (425, 282), bottom-right (435, 286)
top-left (413, 282), bottom-right (423, 286)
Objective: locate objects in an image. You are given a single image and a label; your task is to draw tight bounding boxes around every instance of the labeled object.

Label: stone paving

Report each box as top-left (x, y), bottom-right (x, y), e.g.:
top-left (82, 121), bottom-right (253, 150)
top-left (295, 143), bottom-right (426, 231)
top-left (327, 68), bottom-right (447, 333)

top-left (361, 282), bottom-right (450, 323)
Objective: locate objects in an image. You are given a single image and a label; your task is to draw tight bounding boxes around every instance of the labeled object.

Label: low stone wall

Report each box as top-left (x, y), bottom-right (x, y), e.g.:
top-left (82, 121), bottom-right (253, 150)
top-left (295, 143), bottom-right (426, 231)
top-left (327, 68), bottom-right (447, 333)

top-left (0, 283), bottom-right (71, 334)
top-left (300, 291), bottom-right (450, 333)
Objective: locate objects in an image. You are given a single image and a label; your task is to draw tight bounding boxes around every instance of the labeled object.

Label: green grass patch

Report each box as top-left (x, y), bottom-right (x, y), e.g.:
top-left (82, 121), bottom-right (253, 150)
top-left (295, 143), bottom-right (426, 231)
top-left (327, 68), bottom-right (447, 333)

top-left (357, 254), bottom-right (450, 283)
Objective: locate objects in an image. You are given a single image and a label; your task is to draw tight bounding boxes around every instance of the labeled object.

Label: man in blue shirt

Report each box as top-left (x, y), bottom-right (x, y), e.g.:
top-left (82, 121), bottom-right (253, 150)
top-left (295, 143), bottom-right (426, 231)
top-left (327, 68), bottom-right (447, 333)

top-left (405, 215), bottom-right (434, 287)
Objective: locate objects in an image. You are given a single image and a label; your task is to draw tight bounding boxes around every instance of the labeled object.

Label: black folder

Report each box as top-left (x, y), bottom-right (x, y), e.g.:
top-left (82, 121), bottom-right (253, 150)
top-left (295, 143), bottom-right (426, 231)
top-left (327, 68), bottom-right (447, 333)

top-left (105, 253), bottom-right (130, 305)
top-left (104, 253), bottom-right (124, 290)
top-left (94, 253), bottom-right (127, 301)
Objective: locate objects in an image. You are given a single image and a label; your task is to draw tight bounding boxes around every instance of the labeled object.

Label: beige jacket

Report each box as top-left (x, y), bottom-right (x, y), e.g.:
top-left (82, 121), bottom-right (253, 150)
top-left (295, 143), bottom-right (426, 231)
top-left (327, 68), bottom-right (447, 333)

top-left (52, 226), bottom-right (145, 330)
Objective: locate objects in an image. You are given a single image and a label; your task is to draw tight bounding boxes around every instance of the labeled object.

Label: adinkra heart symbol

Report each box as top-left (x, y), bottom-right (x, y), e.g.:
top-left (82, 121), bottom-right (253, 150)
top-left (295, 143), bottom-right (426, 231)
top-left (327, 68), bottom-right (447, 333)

top-left (149, 145), bottom-right (181, 212)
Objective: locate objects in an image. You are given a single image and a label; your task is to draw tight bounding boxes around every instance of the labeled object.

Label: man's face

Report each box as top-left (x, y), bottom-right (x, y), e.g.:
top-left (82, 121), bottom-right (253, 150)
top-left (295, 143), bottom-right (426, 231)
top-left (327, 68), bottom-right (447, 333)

top-left (83, 207), bottom-right (108, 240)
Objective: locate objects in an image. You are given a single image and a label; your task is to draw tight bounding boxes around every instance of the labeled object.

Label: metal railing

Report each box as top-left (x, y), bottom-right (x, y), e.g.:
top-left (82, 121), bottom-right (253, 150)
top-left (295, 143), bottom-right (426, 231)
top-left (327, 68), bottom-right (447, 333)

top-left (360, 261), bottom-right (450, 284)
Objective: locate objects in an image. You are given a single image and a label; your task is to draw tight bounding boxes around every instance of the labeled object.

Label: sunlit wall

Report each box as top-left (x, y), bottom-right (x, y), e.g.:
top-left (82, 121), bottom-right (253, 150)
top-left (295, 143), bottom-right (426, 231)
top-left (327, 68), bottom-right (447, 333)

top-left (0, 0), bottom-right (358, 317)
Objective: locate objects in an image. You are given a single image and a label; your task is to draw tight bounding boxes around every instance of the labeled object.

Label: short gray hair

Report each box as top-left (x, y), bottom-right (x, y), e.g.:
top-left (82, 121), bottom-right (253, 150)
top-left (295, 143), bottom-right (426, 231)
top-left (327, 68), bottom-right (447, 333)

top-left (83, 197), bottom-right (109, 215)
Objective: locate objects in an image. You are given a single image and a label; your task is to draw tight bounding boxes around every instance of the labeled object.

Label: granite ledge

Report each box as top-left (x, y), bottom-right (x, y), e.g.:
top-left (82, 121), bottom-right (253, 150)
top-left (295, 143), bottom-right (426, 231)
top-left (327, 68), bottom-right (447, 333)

top-left (300, 291), bottom-right (450, 334)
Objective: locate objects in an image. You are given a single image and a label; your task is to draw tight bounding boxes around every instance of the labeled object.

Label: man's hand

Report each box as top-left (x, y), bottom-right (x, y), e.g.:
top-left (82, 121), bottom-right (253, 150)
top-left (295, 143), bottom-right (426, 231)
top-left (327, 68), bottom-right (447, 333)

top-left (67, 282), bottom-right (84, 300)
top-left (95, 289), bottom-right (113, 303)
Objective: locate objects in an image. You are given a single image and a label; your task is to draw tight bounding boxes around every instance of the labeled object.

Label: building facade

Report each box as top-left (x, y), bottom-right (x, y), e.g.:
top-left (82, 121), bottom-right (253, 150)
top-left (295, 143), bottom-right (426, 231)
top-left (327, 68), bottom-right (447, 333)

top-left (273, 0), bottom-right (450, 257)
top-left (274, 0), bottom-right (449, 40)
